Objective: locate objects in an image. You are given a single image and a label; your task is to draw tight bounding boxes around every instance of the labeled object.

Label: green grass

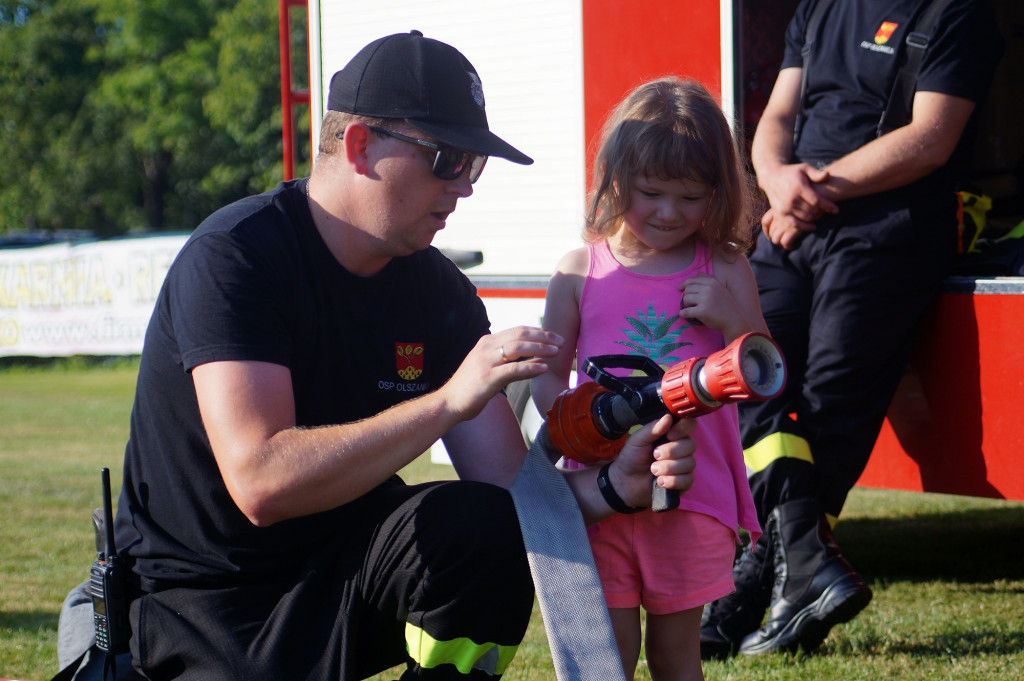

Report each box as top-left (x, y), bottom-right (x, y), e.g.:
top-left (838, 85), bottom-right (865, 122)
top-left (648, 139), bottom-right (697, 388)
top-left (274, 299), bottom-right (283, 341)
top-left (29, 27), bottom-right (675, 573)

top-left (0, 359), bottom-right (139, 679)
top-left (2, 360), bottom-right (1023, 680)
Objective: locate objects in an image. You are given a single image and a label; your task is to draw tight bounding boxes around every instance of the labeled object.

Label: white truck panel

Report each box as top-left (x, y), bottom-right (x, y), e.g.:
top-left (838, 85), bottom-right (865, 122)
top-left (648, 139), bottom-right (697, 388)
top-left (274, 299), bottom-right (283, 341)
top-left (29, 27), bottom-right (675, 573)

top-left (309, 0), bottom-right (588, 277)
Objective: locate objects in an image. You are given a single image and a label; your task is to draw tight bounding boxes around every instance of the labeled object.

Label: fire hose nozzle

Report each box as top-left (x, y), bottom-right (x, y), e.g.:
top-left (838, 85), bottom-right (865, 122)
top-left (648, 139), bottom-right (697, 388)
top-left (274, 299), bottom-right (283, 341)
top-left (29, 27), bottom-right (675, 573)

top-left (546, 382), bottom-right (628, 465)
top-left (661, 332), bottom-right (786, 417)
top-left (543, 332), bottom-right (787, 510)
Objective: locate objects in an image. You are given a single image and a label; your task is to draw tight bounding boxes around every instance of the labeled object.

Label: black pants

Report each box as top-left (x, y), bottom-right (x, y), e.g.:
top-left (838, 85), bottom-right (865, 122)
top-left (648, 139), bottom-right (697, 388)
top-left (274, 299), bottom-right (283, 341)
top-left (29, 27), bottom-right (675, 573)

top-left (130, 481), bottom-right (534, 680)
top-left (739, 190), bottom-right (958, 522)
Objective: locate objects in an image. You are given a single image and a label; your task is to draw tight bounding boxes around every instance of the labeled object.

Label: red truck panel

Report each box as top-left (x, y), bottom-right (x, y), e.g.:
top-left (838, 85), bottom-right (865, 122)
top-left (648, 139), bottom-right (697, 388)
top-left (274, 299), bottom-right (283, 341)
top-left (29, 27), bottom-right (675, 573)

top-left (860, 280), bottom-right (1024, 501)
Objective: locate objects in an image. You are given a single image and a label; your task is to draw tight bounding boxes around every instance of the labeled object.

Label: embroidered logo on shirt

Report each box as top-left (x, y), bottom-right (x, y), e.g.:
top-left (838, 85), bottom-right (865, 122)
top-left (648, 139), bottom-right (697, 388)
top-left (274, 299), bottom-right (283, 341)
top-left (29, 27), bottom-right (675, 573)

top-left (874, 21), bottom-right (899, 45)
top-left (860, 20), bottom-right (898, 54)
top-left (395, 342), bottom-right (424, 380)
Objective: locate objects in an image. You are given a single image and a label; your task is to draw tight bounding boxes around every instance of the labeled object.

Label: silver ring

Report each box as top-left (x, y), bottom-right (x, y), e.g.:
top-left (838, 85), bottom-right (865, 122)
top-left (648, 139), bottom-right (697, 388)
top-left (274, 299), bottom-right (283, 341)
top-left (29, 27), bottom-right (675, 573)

top-left (500, 345), bottom-right (509, 363)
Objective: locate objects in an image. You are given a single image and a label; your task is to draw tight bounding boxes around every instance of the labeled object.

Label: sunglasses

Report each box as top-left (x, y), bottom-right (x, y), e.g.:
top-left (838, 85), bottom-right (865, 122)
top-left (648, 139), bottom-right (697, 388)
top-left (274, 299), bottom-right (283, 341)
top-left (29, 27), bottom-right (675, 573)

top-left (367, 127), bottom-right (488, 184)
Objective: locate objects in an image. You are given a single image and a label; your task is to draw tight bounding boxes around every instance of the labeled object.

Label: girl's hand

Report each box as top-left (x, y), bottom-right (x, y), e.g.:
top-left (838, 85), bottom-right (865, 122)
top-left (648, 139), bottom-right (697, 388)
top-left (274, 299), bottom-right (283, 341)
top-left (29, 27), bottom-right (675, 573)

top-left (679, 273), bottom-right (742, 334)
top-left (609, 414), bottom-right (697, 509)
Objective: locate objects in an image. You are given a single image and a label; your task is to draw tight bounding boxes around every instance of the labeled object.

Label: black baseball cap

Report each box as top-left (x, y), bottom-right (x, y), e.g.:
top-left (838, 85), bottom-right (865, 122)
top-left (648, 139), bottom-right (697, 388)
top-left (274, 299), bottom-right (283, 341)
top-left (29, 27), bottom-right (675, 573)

top-left (327, 30), bottom-right (533, 165)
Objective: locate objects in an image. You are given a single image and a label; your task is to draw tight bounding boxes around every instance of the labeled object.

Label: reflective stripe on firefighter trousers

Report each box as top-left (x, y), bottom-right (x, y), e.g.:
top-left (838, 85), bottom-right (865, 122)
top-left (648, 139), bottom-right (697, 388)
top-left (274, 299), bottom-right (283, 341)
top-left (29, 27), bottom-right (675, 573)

top-left (405, 622), bottom-right (518, 676)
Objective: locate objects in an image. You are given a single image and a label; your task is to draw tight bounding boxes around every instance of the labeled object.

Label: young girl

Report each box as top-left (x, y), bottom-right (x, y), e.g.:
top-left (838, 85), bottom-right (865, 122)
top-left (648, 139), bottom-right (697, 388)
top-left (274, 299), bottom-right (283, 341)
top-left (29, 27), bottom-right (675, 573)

top-left (531, 77), bottom-right (766, 681)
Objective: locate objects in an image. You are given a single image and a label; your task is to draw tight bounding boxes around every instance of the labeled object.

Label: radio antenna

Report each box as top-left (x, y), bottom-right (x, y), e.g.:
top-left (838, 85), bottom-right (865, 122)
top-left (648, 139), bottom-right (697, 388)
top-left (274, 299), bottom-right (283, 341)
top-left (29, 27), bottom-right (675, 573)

top-left (101, 468), bottom-right (117, 561)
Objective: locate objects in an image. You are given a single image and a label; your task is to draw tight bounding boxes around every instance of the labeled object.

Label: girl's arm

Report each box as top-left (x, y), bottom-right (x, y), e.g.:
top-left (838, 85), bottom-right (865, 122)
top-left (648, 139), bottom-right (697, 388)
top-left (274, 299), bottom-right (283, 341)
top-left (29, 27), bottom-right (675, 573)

top-left (680, 252), bottom-right (768, 344)
top-left (530, 247), bottom-right (588, 416)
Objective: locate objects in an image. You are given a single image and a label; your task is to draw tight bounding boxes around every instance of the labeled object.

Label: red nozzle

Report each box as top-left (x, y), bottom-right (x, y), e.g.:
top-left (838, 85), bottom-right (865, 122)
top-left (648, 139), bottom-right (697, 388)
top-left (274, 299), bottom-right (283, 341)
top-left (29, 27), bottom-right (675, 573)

top-left (661, 332), bottom-right (785, 417)
top-left (660, 356), bottom-right (719, 418)
top-left (547, 382), bottom-right (627, 464)
top-left (703, 332), bottom-right (786, 402)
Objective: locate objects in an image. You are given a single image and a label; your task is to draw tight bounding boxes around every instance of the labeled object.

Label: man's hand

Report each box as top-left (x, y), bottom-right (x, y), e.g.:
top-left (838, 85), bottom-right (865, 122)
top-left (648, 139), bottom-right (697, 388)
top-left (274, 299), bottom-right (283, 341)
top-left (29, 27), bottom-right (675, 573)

top-left (761, 162), bottom-right (836, 224)
top-left (440, 326), bottom-right (563, 422)
top-left (761, 207), bottom-right (813, 251)
top-left (758, 163), bottom-right (838, 250)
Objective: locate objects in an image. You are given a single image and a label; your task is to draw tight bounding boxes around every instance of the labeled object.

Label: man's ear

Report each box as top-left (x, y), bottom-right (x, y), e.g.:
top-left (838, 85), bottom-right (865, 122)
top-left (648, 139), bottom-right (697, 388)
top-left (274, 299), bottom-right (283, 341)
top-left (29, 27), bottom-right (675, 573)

top-left (342, 122), bottom-right (372, 176)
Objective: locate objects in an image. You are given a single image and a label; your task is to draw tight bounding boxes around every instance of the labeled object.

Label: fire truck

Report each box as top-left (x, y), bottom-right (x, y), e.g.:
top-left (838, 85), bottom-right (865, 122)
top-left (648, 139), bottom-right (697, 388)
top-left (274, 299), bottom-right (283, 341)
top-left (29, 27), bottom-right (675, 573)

top-left (280, 0), bottom-right (1024, 502)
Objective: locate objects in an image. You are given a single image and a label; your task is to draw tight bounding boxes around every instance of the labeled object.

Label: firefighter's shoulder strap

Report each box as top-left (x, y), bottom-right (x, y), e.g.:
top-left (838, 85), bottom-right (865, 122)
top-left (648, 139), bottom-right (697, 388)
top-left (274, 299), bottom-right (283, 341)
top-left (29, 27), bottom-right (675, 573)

top-left (876, 0), bottom-right (958, 136)
top-left (795, 0), bottom-right (957, 144)
top-left (793, 0), bottom-right (836, 146)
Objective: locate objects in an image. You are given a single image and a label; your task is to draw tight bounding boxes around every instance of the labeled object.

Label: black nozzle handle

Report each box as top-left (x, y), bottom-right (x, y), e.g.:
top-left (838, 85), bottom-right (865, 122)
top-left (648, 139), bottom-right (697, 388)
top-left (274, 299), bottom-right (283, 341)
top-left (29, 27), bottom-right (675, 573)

top-left (652, 480), bottom-right (680, 512)
top-left (583, 355), bottom-right (664, 393)
top-left (649, 434), bottom-right (681, 512)
top-left (584, 354), bottom-right (670, 424)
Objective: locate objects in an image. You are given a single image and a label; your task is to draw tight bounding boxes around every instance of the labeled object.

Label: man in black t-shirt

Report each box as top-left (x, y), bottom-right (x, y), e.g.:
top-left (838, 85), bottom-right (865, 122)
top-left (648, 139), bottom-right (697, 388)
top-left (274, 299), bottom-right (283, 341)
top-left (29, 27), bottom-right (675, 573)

top-left (700, 0), bottom-right (1003, 659)
top-left (107, 31), bottom-right (698, 681)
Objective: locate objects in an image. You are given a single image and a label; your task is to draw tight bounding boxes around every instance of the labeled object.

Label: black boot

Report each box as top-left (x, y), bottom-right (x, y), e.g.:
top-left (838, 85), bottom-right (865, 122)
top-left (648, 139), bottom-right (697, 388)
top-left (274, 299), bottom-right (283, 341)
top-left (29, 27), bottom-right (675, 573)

top-left (740, 498), bottom-right (872, 655)
top-left (700, 532), bottom-right (773, 659)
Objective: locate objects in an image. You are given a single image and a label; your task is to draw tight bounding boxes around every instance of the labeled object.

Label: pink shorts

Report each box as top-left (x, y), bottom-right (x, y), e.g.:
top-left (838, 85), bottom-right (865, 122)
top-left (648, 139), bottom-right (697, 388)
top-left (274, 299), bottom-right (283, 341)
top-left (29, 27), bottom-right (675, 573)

top-left (588, 509), bottom-right (736, 615)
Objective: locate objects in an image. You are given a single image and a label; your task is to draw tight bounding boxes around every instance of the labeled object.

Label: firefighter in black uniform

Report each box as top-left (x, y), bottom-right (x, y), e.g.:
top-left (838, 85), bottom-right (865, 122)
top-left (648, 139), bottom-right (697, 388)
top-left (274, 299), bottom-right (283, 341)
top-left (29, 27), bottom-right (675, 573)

top-left (700, 0), bottom-right (1004, 657)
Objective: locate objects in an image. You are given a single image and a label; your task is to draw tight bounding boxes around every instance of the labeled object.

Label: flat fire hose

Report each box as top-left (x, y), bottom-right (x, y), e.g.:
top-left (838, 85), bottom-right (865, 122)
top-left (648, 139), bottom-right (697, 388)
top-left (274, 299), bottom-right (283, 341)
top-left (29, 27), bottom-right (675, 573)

top-left (509, 423), bottom-right (627, 681)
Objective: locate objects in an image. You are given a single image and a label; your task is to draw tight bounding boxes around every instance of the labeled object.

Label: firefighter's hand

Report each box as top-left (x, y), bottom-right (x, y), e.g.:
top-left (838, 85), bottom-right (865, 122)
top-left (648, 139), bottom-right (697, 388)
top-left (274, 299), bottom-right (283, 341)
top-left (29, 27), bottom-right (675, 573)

top-left (611, 414), bottom-right (697, 508)
top-left (760, 162), bottom-right (837, 224)
top-left (762, 207), bottom-right (816, 251)
top-left (760, 163), bottom-right (838, 250)
top-left (441, 326), bottom-right (563, 423)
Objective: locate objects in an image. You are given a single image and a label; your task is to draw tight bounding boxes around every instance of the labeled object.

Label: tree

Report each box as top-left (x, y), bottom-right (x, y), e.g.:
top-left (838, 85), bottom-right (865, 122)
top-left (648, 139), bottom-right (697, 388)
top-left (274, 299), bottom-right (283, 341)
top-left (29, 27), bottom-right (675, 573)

top-left (0, 0), bottom-right (304, 236)
top-left (0, 0), bottom-right (116, 233)
top-left (205, 0), bottom-right (309, 197)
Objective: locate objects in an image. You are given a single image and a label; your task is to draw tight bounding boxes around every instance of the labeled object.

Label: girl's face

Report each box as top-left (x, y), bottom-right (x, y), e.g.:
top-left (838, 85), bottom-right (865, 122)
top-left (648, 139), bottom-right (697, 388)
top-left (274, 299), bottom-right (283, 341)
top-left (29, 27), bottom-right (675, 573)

top-left (620, 173), bottom-right (713, 252)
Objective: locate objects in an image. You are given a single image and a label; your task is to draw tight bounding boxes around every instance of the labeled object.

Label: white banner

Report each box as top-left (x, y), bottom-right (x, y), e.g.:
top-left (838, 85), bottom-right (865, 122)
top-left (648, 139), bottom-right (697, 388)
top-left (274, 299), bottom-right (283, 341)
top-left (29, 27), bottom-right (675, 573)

top-left (0, 234), bottom-right (188, 357)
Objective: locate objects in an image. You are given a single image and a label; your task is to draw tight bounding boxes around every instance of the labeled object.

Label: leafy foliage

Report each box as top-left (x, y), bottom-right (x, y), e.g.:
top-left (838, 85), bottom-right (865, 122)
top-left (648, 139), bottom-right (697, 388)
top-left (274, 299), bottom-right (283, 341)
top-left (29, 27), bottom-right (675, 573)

top-left (0, 0), bottom-right (310, 236)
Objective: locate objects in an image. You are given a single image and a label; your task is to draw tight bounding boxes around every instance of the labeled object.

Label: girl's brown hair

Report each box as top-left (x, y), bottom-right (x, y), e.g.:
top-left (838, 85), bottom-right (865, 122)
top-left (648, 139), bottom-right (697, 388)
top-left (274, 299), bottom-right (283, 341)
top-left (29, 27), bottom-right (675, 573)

top-left (585, 77), bottom-right (755, 257)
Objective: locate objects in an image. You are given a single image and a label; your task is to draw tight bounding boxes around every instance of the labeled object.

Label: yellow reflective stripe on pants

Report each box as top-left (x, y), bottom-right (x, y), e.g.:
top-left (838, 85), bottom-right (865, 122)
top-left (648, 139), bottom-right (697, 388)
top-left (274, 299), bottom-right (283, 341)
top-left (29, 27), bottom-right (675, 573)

top-left (744, 432), bottom-right (814, 473)
top-left (405, 622), bottom-right (519, 676)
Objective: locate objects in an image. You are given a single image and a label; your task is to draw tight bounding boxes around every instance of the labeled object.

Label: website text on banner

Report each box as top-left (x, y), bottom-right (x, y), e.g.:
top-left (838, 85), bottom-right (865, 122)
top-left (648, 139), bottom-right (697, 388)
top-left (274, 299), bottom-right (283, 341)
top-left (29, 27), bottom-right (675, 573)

top-left (0, 235), bottom-right (187, 357)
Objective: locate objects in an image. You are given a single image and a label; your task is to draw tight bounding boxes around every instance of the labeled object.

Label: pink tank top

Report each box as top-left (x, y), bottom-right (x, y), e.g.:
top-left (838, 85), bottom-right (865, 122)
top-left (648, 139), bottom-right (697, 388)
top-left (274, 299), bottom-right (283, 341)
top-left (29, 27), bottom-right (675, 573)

top-left (574, 240), bottom-right (760, 539)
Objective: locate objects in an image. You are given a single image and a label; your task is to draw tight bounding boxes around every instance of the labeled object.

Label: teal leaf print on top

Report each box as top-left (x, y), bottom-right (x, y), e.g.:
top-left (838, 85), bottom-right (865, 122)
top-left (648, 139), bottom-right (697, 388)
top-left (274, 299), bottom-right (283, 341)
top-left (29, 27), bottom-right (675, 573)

top-left (615, 302), bottom-right (692, 365)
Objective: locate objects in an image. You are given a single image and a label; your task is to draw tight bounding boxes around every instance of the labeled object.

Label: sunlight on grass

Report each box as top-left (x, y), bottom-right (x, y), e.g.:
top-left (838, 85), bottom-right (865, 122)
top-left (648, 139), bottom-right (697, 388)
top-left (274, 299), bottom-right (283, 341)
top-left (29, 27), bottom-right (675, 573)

top-left (3, 361), bottom-right (1024, 681)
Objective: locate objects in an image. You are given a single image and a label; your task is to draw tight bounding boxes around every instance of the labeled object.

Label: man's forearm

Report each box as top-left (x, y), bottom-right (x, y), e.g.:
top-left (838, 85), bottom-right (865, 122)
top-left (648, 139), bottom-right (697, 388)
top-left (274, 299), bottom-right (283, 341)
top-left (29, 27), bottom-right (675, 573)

top-left (750, 113), bottom-right (796, 183)
top-left (229, 390), bottom-right (461, 527)
top-left (812, 91), bottom-right (976, 204)
top-left (817, 128), bottom-right (951, 202)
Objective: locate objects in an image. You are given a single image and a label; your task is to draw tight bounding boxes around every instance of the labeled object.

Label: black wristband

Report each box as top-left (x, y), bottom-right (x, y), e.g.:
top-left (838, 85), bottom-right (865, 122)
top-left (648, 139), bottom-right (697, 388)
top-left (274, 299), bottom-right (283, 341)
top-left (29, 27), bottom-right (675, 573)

top-left (597, 462), bottom-right (644, 514)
